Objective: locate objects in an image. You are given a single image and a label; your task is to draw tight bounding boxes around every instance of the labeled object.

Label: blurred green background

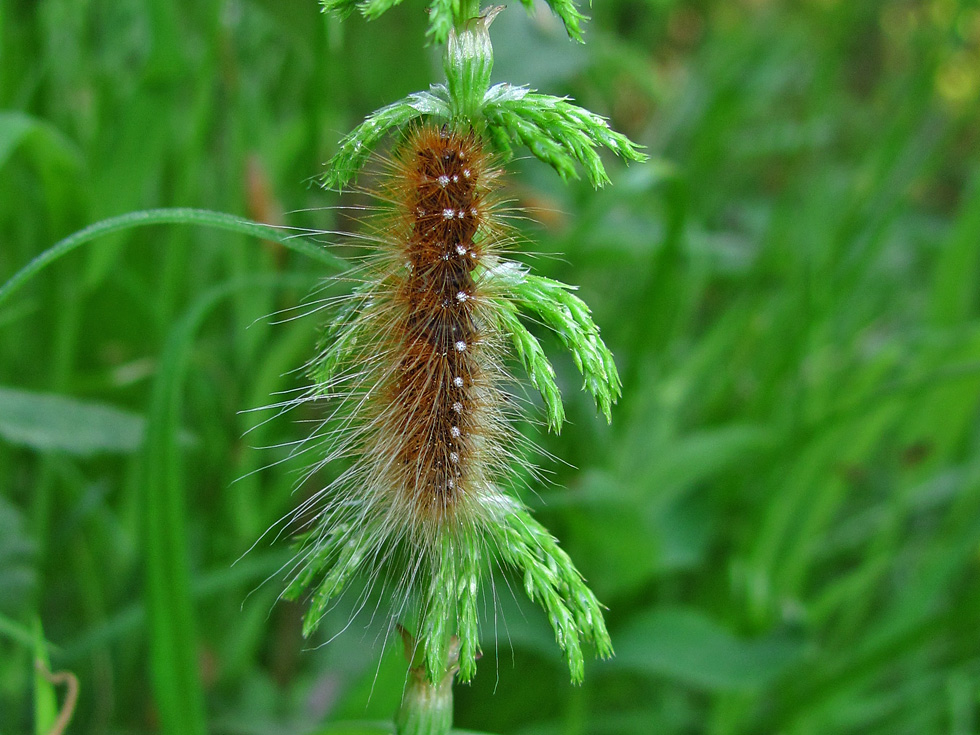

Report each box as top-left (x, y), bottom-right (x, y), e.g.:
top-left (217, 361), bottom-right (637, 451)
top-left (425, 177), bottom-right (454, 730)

top-left (3, 0), bottom-right (980, 733)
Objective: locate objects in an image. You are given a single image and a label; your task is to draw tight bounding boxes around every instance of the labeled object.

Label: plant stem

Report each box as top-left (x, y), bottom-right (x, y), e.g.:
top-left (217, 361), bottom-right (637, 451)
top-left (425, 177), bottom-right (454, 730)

top-left (444, 1), bottom-right (497, 123)
top-left (455, 0), bottom-right (481, 26)
top-left (396, 667), bottom-right (454, 735)
top-left (395, 628), bottom-right (458, 735)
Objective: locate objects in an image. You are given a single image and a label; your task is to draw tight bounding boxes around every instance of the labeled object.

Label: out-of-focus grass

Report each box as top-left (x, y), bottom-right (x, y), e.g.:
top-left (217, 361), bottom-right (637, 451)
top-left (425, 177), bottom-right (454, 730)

top-left (2, 1), bottom-right (980, 734)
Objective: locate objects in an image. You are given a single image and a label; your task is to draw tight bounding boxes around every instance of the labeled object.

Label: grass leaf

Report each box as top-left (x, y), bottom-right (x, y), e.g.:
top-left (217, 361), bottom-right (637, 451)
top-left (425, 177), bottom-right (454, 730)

top-left (0, 386), bottom-right (146, 455)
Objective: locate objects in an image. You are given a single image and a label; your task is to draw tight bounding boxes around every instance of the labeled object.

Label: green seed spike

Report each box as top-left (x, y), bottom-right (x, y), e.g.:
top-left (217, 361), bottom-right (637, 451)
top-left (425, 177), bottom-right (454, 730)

top-left (490, 263), bottom-right (623, 423)
top-left (495, 299), bottom-right (566, 433)
top-left (481, 84), bottom-right (647, 188)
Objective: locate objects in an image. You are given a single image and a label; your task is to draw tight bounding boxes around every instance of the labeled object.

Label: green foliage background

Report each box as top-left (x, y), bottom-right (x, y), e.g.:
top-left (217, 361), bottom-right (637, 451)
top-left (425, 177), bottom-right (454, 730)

top-left (3, 0), bottom-right (980, 734)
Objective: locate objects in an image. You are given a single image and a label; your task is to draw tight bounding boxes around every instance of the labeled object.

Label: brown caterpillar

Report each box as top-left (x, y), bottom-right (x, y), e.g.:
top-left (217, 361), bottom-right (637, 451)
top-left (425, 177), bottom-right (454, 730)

top-left (281, 124), bottom-right (522, 636)
top-left (270, 113), bottom-right (618, 686)
top-left (369, 128), bottom-right (499, 535)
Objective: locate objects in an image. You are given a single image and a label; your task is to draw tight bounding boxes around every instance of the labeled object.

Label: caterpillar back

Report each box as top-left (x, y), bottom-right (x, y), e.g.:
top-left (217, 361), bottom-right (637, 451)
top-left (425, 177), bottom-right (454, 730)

top-left (282, 125), bottom-right (518, 642)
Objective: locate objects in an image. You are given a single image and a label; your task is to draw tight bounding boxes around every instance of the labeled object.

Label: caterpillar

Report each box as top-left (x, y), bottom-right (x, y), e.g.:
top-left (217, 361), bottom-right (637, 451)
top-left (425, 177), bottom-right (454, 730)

top-left (364, 125), bottom-right (508, 533)
top-left (277, 109), bottom-right (623, 684)
top-left (279, 124), bottom-right (521, 671)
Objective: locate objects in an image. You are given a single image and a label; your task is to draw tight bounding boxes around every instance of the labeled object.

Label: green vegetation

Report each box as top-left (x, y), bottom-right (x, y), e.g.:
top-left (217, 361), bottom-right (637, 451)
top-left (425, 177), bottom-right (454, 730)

top-left (2, 1), bottom-right (980, 734)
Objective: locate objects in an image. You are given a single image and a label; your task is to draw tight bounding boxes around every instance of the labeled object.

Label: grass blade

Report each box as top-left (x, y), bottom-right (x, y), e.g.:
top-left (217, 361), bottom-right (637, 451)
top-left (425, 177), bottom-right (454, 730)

top-left (143, 274), bottom-right (315, 735)
top-left (0, 208), bottom-right (347, 309)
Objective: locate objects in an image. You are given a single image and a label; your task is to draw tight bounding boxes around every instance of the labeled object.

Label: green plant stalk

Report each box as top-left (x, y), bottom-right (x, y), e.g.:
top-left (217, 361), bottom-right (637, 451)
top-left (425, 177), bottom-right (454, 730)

top-left (396, 8), bottom-right (490, 733)
top-left (396, 628), bottom-right (457, 735)
top-left (33, 619), bottom-right (58, 735)
top-left (396, 672), bottom-right (454, 735)
top-left (444, 2), bottom-right (495, 122)
top-left (311, 0), bottom-right (638, 728)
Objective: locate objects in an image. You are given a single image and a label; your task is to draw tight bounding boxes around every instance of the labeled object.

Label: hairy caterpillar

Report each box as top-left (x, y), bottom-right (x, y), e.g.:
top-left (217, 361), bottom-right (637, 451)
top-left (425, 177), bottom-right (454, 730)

top-left (272, 121), bottom-right (613, 683)
top-left (314, 127), bottom-right (510, 538)
top-left (277, 125), bottom-right (515, 670)
top-left (355, 125), bottom-right (510, 533)
top-left (266, 9), bottom-right (643, 680)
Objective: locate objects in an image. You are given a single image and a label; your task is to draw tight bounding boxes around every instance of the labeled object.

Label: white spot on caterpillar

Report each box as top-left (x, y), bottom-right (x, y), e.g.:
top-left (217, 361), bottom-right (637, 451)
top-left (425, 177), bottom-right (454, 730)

top-left (456, 291), bottom-right (468, 302)
top-left (450, 425), bottom-right (461, 438)
top-left (449, 452), bottom-right (459, 464)
top-left (453, 376), bottom-right (464, 388)
top-left (437, 175), bottom-right (449, 187)
top-left (452, 175), bottom-right (459, 183)
top-left (456, 210), bottom-right (465, 219)
top-left (443, 208), bottom-right (455, 219)
top-left (447, 478), bottom-right (455, 489)
top-left (454, 341), bottom-right (466, 352)
top-left (470, 208), bottom-right (478, 217)
top-left (452, 402), bottom-right (463, 413)
top-left (462, 168), bottom-right (471, 178)
top-left (456, 244), bottom-right (467, 256)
